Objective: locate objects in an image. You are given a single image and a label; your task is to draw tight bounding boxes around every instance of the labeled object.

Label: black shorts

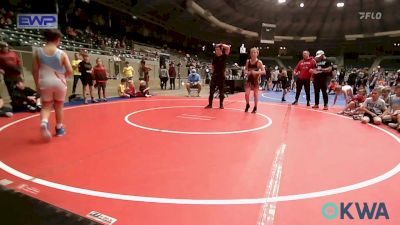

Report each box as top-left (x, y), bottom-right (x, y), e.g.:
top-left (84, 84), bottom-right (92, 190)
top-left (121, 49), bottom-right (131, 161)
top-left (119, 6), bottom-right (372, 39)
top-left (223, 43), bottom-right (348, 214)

top-left (81, 75), bottom-right (93, 86)
top-left (363, 113), bottom-right (379, 123)
top-left (281, 81), bottom-right (290, 89)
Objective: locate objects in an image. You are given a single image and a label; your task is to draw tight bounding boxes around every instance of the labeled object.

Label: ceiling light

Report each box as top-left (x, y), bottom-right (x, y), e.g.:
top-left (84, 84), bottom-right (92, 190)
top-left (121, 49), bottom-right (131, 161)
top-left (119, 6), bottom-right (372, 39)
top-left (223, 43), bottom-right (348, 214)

top-left (336, 2), bottom-right (344, 7)
top-left (300, 2), bottom-right (304, 7)
top-left (278, 0), bottom-right (286, 3)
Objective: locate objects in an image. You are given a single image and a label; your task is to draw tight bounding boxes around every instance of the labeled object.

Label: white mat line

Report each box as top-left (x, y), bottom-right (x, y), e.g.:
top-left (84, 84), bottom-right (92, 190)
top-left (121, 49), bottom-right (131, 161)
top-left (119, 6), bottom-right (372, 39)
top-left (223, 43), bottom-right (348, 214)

top-left (176, 116), bottom-right (212, 121)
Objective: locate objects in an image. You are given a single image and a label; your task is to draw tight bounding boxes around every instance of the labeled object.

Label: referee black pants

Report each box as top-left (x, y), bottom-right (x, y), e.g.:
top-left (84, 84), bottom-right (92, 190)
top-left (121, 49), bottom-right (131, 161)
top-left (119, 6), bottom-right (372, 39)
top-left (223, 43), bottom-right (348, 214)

top-left (208, 79), bottom-right (225, 106)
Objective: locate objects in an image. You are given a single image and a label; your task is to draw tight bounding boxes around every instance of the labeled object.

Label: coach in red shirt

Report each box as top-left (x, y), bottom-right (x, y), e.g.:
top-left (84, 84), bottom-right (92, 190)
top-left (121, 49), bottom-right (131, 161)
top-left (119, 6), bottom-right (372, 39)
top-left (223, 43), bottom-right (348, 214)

top-left (293, 50), bottom-right (316, 106)
top-left (0, 41), bottom-right (23, 98)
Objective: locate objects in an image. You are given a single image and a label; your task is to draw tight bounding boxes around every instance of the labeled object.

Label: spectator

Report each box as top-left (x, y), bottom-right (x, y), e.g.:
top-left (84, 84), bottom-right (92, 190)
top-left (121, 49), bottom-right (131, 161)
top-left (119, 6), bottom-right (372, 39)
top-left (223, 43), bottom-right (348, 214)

top-left (100, 39), bottom-right (106, 50)
top-left (0, 41), bottom-right (23, 99)
top-left (368, 68), bottom-right (379, 92)
top-left (78, 53), bottom-right (96, 104)
top-left (339, 69), bottom-right (345, 85)
top-left (71, 52), bottom-right (82, 95)
top-left (136, 80), bottom-right (151, 97)
top-left (347, 68), bottom-right (358, 94)
top-left (360, 89), bottom-right (387, 125)
top-left (382, 85), bottom-right (400, 131)
top-left (125, 79), bottom-right (136, 97)
top-left (381, 87), bottom-right (391, 107)
top-left (289, 66), bottom-right (295, 92)
top-left (388, 72), bottom-right (397, 87)
top-left (259, 67), bottom-right (267, 90)
top-left (11, 78), bottom-right (41, 112)
top-left (122, 61), bottom-right (134, 80)
top-left (66, 26), bottom-right (77, 39)
top-left (0, 95), bottom-right (13, 117)
top-left (5, 11), bottom-right (14, 23)
top-left (186, 68), bottom-right (201, 97)
top-left (92, 58), bottom-right (108, 101)
top-left (271, 68), bottom-right (279, 91)
top-left (6, 18), bottom-right (13, 25)
top-left (168, 62), bottom-right (176, 90)
top-left (280, 69), bottom-right (290, 102)
top-left (118, 78), bottom-right (130, 98)
top-left (0, 17), bottom-right (6, 28)
top-left (360, 68), bottom-right (369, 88)
top-left (159, 65), bottom-right (169, 90)
top-left (286, 66), bottom-right (293, 91)
top-left (376, 77), bottom-right (386, 88)
top-left (138, 60), bottom-right (151, 87)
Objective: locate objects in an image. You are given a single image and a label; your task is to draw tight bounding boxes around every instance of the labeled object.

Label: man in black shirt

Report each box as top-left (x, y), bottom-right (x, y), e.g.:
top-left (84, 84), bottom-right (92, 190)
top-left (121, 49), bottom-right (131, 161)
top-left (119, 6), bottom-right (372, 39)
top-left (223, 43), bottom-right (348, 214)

top-left (313, 50), bottom-right (332, 110)
top-left (347, 69), bottom-right (357, 86)
top-left (78, 53), bottom-right (96, 104)
top-left (339, 69), bottom-right (345, 85)
top-left (205, 43), bottom-right (231, 109)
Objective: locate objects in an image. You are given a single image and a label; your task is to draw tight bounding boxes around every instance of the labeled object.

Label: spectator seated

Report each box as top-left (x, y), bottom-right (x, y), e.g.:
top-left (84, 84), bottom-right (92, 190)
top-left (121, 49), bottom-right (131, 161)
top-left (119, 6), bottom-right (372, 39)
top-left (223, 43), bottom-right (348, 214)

top-left (186, 69), bottom-right (201, 97)
top-left (11, 78), bottom-right (41, 112)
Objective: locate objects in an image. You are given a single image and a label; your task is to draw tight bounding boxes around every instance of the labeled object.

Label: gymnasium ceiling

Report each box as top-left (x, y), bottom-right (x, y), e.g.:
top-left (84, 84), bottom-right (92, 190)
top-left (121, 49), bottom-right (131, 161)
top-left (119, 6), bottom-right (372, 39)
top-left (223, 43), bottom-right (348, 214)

top-left (94, 0), bottom-right (400, 54)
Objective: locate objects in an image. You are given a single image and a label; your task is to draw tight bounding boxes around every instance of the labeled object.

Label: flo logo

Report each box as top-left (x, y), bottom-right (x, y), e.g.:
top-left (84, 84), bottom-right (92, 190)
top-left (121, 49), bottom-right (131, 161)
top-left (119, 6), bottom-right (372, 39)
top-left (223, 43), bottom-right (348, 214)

top-left (359, 12), bottom-right (382, 20)
top-left (322, 202), bottom-right (389, 220)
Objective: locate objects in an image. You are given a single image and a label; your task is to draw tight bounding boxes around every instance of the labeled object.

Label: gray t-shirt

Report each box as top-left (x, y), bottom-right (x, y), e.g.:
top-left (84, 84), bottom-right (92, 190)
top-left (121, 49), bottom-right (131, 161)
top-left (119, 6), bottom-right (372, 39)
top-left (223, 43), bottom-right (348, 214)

top-left (381, 96), bottom-right (390, 108)
top-left (362, 98), bottom-right (387, 115)
top-left (389, 94), bottom-right (400, 112)
top-left (159, 68), bottom-right (169, 78)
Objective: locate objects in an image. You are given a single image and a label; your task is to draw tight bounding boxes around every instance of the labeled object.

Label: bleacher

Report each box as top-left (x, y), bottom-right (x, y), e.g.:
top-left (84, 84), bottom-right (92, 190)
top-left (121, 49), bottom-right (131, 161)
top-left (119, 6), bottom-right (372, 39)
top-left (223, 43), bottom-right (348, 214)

top-left (344, 58), bottom-right (374, 69)
top-left (0, 24), bottom-right (160, 61)
top-left (379, 59), bottom-right (400, 71)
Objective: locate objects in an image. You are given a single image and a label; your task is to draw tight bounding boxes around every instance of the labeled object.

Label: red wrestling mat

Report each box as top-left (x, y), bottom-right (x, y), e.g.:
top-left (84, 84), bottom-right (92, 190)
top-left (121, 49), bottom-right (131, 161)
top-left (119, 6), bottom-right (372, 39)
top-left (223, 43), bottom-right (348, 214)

top-left (0, 96), bottom-right (399, 225)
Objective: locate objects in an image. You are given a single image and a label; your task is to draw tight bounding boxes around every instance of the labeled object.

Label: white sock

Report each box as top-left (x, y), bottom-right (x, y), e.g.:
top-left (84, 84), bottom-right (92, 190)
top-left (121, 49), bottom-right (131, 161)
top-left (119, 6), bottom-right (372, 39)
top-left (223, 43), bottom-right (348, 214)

top-left (56, 123), bottom-right (63, 129)
top-left (41, 119), bottom-right (48, 125)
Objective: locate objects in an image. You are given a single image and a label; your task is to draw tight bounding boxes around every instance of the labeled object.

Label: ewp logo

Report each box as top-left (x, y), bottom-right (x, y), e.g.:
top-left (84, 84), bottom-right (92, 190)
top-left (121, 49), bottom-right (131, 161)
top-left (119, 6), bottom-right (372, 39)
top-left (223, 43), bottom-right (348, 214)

top-left (17, 14), bottom-right (58, 29)
top-left (322, 202), bottom-right (389, 220)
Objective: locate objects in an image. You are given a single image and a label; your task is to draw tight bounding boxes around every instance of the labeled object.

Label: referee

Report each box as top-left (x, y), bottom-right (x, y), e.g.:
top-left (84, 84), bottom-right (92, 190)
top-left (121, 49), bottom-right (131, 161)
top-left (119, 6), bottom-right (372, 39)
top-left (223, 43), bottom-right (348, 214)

top-left (205, 43), bottom-right (230, 109)
top-left (313, 50), bottom-right (332, 110)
